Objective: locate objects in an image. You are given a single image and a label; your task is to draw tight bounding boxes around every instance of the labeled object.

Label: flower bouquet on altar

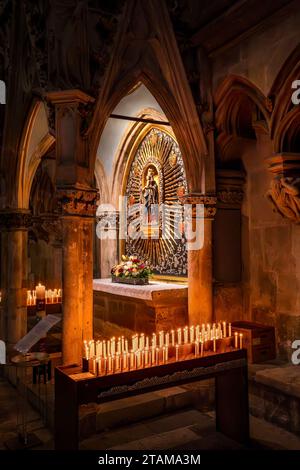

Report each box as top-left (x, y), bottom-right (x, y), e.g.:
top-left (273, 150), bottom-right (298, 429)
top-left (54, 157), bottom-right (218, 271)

top-left (111, 255), bottom-right (152, 285)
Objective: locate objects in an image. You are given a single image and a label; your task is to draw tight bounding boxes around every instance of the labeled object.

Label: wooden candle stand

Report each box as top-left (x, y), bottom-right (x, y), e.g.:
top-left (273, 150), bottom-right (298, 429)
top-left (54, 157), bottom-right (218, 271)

top-left (55, 348), bottom-right (249, 450)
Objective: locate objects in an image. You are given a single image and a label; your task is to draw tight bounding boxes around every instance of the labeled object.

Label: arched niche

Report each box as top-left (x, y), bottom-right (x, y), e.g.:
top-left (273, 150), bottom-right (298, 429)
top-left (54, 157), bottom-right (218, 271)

top-left (94, 83), bottom-right (188, 279)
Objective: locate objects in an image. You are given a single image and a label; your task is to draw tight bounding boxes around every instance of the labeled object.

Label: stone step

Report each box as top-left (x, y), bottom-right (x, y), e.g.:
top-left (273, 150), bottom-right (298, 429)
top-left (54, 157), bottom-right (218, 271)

top-left (248, 364), bottom-right (300, 436)
top-left (81, 408), bottom-right (246, 450)
top-left (80, 380), bottom-right (214, 439)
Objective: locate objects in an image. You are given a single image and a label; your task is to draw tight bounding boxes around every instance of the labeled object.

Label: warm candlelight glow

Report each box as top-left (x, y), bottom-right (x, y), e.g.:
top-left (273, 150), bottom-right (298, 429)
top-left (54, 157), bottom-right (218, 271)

top-left (82, 321), bottom-right (244, 377)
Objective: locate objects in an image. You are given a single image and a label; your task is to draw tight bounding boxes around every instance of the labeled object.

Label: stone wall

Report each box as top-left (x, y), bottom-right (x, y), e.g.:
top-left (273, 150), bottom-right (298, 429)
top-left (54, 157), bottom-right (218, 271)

top-left (212, 4), bottom-right (300, 95)
top-left (212, 6), bottom-right (300, 360)
top-left (242, 140), bottom-right (300, 360)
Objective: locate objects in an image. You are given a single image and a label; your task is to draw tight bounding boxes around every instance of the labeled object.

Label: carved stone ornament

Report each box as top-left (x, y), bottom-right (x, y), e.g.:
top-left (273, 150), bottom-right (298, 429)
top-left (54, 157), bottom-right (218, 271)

top-left (178, 194), bottom-right (217, 219)
top-left (217, 190), bottom-right (244, 206)
top-left (0, 210), bottom-right (32, 230)
top-left (30, 215), bottom-right (62, 247)
top-left (56, 189), bottom-right (99, 218)
top-left (267, 177), bottom-right (300, 223)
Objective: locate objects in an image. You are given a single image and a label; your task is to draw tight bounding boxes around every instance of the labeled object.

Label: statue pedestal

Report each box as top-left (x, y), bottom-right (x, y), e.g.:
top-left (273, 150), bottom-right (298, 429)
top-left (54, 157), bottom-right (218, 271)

top-left (93, 279), bottom-right (188, 335)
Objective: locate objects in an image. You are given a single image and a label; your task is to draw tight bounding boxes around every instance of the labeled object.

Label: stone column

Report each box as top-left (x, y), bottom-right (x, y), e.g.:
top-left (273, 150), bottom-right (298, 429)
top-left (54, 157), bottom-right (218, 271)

top-left (180, 194), bottom-right (216, 326)
top-left (57, 188), bottom-right (98, 365)
top-left (0, 210), bottom-right (31, 354)
top-left (46, 89), bottom-right (97, 365)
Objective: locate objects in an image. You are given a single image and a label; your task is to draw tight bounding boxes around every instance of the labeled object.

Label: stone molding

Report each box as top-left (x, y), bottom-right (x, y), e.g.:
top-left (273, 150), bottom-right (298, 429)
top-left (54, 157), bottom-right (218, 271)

top-left (217, 190), bottom-right (244, 206)
top-left (178, 193), bottom-right (217, 219)
top-left (56, 188), bottom-right (99, 218)
top-left (0, 210), bottom-right (32, 231)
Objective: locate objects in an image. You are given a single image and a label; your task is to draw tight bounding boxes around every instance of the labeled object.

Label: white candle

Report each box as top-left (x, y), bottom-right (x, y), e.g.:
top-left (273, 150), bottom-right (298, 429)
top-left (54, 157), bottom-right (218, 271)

top-left (177, 328), bottom-right (182, 345)
top-left (125, 339), bottom-right (128, 353)
top-left (165, 345), bottom-right (168, 362)
top-left (151, 346), bottom-right (155, 365)
top-left (200, 340), bottom-right (204, 357)
top-left (165, 333), bottom-right (169, 347)
top-left (239, 333), bottom-right (243, 349)
top-left (108, 355), bottom-right (112, 372)
top-left (159, 331), bottom-right (164, 348)
top-left (145, 348), bottom-right (149, 366)
top-left (111, 337), bottom-right (115, 355)
top-left (196, 325), bottom-right (200, 341)
top-left (156, 348), bottom-right (160, 365)
top-left (223, 321), bottom-right (226, 337)
top-left (146, 336), bottom-right (149, 349)
top-left (141, 350), bottom-right (145, 368)
top-left (116, 353), bottom-right (120, 370)
top-left (130, 351), bottom-right (135, 369)
top-left (175, 344), bottom-right (179, 361)
top-left (213, 336), bottom-right (216, 353)
top-left (162, 346), bottom-right (166, 364)
top-left (152, 333), bottom-right (157, 348)
top-left (184, 326), bottom-right (188, 344)
top-left (117, 338), bottom-right (121, 354)
top-left (190, 326), bottom-right (195, 343)
top-left (139, 333), bottom-right (145, 350)
top-left (229, 323), bottom-right (232, 337)
top-left (171, 330), bottom-right (175, 347)
top-left (136, 351), bottom-right (141, 368)
top-left (234, 332), bottom-right (238, 348)
top-left (121, 336), bottom-right (125, 353)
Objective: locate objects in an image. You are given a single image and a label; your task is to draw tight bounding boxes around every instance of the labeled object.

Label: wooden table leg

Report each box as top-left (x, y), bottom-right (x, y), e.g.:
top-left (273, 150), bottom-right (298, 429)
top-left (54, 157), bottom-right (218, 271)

top-left (215, 364), bottom-right (249, 444)
top-left (55, 368), bottom-right (79, 450)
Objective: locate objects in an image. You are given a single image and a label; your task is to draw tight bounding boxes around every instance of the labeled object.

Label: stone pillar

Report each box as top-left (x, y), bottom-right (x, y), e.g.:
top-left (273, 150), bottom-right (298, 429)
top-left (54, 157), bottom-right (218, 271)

top-left (46, 89), bottom-right (97, 365)
top-left (180, 194), bottom-right (216, 325)
top-left (57, 189), bottom-right (98, 365)
top-left (0, 210), bottom-right (31, 354)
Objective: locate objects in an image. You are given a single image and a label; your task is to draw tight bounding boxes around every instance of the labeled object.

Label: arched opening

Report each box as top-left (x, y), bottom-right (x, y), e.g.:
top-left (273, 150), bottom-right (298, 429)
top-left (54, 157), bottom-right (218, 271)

top-left (94, 82), bottom-right (189, 280)
top-left (214, 76), bottom-right (272, 327)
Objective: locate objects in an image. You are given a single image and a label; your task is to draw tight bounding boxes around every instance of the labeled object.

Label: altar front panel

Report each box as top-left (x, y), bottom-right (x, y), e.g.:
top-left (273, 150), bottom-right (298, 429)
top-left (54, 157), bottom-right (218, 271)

top-left (93, 279), bottom-right (188, 335)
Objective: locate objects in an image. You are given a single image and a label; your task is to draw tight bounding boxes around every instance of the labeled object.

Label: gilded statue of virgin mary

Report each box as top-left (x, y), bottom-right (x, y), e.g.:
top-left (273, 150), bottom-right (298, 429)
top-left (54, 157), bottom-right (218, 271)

top-left (140, 167), bottom-right (159, 224)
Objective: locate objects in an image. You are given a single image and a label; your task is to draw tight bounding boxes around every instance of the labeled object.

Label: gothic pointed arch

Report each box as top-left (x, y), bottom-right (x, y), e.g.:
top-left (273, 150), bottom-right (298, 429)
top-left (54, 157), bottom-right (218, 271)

top-left (88, 0), bottom-right (208, 193)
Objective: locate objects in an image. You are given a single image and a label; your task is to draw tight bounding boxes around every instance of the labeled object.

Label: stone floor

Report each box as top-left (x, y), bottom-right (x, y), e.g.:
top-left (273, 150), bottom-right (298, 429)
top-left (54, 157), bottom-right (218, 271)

top-left (1, 376), bottom-right (300, 450)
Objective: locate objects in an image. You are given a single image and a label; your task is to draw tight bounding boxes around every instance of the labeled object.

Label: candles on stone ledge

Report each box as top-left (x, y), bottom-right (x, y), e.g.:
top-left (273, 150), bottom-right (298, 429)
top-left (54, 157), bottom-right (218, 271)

top-left (82, 321), bottom-right (244, 377)
top-left (27, 286), bottom-right (62, 305)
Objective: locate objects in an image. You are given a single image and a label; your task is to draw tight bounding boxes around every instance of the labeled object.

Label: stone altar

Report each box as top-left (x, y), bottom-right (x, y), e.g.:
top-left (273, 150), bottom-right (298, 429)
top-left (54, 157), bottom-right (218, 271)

top-left (93, 279), bottom-right (188, 335)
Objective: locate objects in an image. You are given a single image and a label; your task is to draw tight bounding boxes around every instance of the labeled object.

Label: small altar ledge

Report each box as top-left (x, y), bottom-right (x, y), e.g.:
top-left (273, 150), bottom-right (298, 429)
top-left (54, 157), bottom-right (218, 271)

top-left (93, 278), bottom-right (188, 335)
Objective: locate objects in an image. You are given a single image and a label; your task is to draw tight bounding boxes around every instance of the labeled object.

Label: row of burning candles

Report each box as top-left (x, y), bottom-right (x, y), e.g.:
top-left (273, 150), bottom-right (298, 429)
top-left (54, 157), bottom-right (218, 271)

top-left (83, 322), bottom-right (243, 376)
top-left (27, 284), bottom-right (62, 305)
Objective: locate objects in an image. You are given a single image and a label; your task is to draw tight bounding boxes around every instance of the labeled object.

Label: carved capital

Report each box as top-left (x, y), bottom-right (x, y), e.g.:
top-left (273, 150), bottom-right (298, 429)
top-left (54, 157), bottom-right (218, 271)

top-left (179, 193), bottom-right (217, 219)
top-left (0, 210), bottom-right (32, 231)
top-left (56, 188), bottom-right (99, 218)
top-left (216, 169), bottom-right (245, 208)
